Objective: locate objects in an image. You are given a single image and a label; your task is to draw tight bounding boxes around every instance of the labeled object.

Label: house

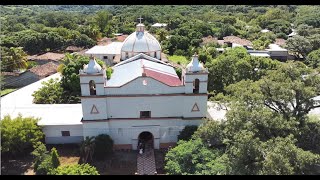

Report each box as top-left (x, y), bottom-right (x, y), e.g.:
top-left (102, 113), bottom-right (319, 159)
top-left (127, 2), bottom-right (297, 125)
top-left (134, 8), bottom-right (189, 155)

top-left (39, 22), bottom-right (209, 150)
top-left (2, 62), bottom-right (58, 88)
top-left (222, 36), bottom-right (253, 49)
top-left (28, 52), bottom-right (65, 65)
top-left (85, 42), bottom-right (123, 66)
top-left (266, 44), bottom-right (288, 61)
top-left (66, 46), bottom-right (83, 53)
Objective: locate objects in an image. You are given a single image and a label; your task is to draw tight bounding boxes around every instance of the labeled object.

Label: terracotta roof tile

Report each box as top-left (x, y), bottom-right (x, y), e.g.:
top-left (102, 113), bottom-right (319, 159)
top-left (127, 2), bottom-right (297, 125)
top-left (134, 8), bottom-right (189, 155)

top-left (144, 68), bottom-right (181, 86)
top-left (29, 62), bottom-right (58, 77)
top-left (223, 36), bottom-right (252, 46)
top-left (33, 52), bottom-right (65, 61)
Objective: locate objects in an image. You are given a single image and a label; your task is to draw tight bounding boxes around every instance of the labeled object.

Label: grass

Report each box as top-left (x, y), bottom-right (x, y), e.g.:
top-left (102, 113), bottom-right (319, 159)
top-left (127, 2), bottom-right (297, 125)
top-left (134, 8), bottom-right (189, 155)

top-left (1, 88), bottom-right (17, 97)
top-left (167, 55), bottom-right (189, 67)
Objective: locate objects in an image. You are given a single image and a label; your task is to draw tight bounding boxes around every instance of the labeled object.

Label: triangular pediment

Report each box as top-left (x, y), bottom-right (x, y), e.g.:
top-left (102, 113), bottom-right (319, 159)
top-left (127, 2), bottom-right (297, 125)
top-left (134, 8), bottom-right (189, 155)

top-left (115, 53), bottom-right (171, 67)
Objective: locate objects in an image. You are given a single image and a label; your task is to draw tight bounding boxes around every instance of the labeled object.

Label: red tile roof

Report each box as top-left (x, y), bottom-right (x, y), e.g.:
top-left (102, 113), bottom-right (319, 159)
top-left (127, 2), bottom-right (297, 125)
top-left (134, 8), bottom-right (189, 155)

top-left (275, 38), bottom-right (286, 46)
top-left (223, 36), bottom-right (252, 46)
top-left (33, 52), bottom-right (65, 61)
top-left (143, 68), bottom-right (181, 86)
top-left (29, 62), bottom-right (58, 77)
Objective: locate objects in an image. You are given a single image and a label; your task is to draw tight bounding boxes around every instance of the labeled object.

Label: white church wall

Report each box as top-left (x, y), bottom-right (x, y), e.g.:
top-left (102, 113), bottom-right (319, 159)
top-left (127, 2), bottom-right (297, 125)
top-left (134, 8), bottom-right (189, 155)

top-left (106, 96), bottom-right (184, 118)
top-left (82, 98), bottom-right (107, 120)
top-left (182, 95), bottom-right (208, 118)
top-left (105, 77), bottom-right (184, 95)
top-left (42, 125), bottom-right (83, 144)
top-left (82, 121), bottom-right (110, 138)
top-left (156, 51), bottom-right (161, 59)
top-left (80, 76), bottom-right (105, 84)
top-left (185, 73), bottom-right (208, 82)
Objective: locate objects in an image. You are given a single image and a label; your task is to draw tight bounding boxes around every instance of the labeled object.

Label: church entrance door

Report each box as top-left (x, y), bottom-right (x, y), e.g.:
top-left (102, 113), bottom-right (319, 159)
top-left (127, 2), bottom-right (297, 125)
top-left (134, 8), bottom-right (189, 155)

top-left (138, 131), bottom-right (154, 151)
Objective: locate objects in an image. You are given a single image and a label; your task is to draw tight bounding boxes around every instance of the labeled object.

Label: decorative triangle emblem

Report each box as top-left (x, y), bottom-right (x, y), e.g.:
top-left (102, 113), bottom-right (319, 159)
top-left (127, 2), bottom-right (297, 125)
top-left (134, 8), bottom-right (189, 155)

top-left (90, 105), bottom-right (99, 114)
top-left (191, 103), bottom-right (200, 112)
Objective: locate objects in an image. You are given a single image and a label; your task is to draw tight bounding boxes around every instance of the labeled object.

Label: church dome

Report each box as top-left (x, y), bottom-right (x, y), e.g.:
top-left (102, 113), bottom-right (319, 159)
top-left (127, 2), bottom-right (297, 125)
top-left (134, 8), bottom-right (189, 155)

top-left (121, 23), bottom-right (161, 55)
top-left (83, 57), bottom-right (102, 74)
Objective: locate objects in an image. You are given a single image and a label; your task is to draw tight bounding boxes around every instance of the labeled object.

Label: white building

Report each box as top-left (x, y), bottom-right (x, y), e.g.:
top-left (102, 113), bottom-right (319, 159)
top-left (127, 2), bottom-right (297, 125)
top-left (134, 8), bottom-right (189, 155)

top-left (85, 42), bottom-right (123, 66)
top-left (151, 23), bottom-right (167, 28)
top-left (42, 23), bottom-right (209, 150)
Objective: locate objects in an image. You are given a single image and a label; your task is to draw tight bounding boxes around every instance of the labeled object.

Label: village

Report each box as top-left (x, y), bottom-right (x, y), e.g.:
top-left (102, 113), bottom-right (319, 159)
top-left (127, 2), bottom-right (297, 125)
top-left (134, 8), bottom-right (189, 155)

top-left (1, 5), bottom-right (320, 175)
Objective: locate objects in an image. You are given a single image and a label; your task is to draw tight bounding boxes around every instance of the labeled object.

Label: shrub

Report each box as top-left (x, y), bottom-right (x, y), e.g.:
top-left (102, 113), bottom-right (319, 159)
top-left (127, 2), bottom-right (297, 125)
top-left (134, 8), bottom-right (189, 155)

top-left (106, 67), bottom-right (113, 79)
top-left (177, 125), bottom-right (198, 141)
top-left (93, 134), bottom-right (114, 159)
top-left (32, 143), bottom-right (61, 175)
top-left (0, 115), bottom-right (44, 156)
top-left (49, 164), bottom-right (100, 175)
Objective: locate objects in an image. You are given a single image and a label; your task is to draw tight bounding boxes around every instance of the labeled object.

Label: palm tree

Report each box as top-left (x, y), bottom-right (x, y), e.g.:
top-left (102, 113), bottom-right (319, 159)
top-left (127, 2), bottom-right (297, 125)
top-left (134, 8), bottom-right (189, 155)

top-left (1, 47), bottom-right (28, 72)
top-left (80, 136), bottom-right (95, 164)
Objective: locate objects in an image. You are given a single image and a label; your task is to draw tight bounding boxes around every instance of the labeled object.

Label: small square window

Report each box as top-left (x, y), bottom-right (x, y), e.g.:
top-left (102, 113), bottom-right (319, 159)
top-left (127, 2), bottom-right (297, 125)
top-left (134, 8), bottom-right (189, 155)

top-left (140, 111), bottom-right (151, 118)
top-left (61, 131), bottom-right (70, 137)
top-left (103, 56), bottom-right (108, 60)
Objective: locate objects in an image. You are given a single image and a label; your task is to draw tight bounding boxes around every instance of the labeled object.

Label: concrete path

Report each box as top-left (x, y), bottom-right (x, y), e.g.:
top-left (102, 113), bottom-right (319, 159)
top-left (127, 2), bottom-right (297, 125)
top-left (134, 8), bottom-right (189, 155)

top-left (136, 143), bottom-right (156, 175)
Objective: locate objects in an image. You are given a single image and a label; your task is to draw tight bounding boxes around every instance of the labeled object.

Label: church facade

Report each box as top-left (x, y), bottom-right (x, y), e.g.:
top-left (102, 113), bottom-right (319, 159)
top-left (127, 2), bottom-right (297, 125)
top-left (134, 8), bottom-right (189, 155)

top-left (79, 23), bottom-right (208, 150)
top-left (43, 22), bottom-right (208, 150)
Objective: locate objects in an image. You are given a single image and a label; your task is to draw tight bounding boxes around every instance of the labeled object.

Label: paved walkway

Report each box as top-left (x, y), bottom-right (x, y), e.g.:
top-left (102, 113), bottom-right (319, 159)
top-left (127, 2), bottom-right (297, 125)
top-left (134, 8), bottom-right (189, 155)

top-left (137, 143), bottom-right (156, 175)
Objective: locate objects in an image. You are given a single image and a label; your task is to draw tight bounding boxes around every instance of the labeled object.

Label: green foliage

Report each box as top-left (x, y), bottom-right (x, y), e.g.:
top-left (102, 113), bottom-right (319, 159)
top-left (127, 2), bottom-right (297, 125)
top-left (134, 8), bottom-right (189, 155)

top-left (93, 134), bottom-right (114, 160)
top-left (51, 147), bottom-right (60, 168)
top-left (206, 47), bottom-right (279, 94)
top-left (167, 55), bottom-right (189, 66)
top-left (32, 142), bottom-right (49, 173)
top-left (0, 115), bottom-right (44, 156)
top-left (165, 138), bottom-right (228, 175)
top-left (106, 67), bottom-right (113, 80)
top-left (32, 143), bottom-right (61, 175)
top-left (286, 35), bottom-right (312, 58)
top-left (32, 78), bottom-right (64, 104)
top-left (1, 47), bottom-right (28, 72)
top-left (177, 125), bottom-right (198, 141)
top-left (49, 163), bottom-right (99, 175)
top-left (305, 49), bottom-right (320, 69)
top-left (27, 61), bottom-right (38, 69)
top-left (60, 54), bottom-right (104, 96)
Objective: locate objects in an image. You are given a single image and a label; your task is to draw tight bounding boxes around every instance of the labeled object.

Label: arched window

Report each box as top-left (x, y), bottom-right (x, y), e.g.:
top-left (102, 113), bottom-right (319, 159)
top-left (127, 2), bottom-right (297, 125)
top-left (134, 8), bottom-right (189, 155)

top-left (89, 80), bottom-right (96, 95)
top-left (193, 79), bottom-right (199, 93)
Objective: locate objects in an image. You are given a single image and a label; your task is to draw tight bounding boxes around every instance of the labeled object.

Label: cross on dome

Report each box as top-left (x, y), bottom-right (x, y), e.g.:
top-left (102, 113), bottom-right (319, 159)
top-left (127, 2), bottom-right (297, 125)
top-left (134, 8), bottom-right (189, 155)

top-left (138, 16), bottom-right (143, 24)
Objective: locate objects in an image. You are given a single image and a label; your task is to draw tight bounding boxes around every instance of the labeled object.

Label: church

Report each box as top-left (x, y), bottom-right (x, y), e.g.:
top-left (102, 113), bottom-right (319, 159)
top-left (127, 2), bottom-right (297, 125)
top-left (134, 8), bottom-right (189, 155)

top-left (44, 22), bottom-right (209, 150)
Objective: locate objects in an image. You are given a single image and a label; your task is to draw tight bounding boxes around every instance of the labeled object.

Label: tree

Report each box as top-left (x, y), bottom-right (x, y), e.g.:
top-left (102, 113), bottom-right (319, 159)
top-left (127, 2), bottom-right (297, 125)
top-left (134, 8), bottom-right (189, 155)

top-left (51, 147), bottom-right (60, 168)
top-left (95, 10), bottom-right (112, 36)
top-left (60, 54), bottom-right (104, 97)
top-left (0, 115), bottom-right (44, 156)
top-left (31, 143), bottom-right (61, 175)
top-left (305, 49), bottom-right (320, 69)
top-left (286, 35), bottom-right (312, 58)
top-left (1, 47), bottom-right (28, 72)
top-left (32, 78), bottom-right (64, 104)
top-left (93, 134), bottom-right (114, 160)
top-left (165, 138), bottom-right (228, 175)
top-left (49, 164), bottom-right (99, 175)
top-left (80, 136), bottom-right (96, 164)
top-left (177, 125), bottom-right (198, 141)
top-left (206, 47), bottom-right (279, 94)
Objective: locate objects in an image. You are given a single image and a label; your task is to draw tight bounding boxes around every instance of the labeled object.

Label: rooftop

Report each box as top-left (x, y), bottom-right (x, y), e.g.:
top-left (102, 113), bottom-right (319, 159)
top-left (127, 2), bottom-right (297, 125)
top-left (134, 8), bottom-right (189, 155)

top-left (107, 54), bottom-right (180, 87)
top-left (1, 73), bottom-right (82, 125)
top-left (29, 62), bottom-right (58, 77)
top-left (30, 52), bottom-right (65, 61)
top-left (223, 36), bottom-right (253, 46)
top-left (85, 42), bottom-right (123, 55)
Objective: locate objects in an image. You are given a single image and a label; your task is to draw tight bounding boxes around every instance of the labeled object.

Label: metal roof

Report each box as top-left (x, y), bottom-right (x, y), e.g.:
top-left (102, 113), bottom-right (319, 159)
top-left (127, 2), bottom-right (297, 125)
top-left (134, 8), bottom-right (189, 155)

top-left (107, 57), bottom-right (180, 87)
top-left (85, 42), bottom-right (123, 55)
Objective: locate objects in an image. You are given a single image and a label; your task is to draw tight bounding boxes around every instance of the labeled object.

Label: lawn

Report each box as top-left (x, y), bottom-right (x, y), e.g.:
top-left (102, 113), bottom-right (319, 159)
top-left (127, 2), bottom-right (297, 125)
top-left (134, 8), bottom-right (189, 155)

top-left (167, 55), bottom-right (189, 67)
top-left (1, 88), bottom-right (17, 96)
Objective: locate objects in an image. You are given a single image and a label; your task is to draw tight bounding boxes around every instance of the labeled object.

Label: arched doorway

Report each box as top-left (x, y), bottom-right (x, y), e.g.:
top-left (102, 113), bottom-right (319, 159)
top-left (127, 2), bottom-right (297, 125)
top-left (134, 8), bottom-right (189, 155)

top-left (138, 131), bottom-right (154, 150)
